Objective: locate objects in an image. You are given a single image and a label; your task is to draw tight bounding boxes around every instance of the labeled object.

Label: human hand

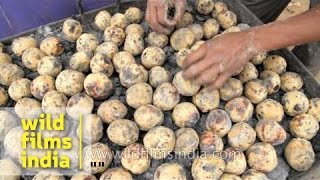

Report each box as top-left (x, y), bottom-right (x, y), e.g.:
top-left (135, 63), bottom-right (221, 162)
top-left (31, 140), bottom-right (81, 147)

top-left (146, 0), bottom-right (186, 34)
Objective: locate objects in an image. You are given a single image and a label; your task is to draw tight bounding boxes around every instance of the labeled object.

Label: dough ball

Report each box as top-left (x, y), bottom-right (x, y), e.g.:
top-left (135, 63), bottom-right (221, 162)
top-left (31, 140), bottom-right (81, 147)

top-left (0, 52), bottom-right (12, 64)
top-left (173, 71), bottom-right (201, 96)
top-left (176, 48), bottom-right (191, 68)
top-left (241, 169), bottom-right (270, 180)
top-left (190, 40), bottom-right (205, 51)
top-left (84, 72), bottom-right (114, 100)
top-left (104, 26), bottom-right (126, 46)
top-left (124, 34), bottom-right (145, 56)
top-left (40, 36), bottom-right (64, 56)
top-left (218, 10), bottom-right (237, 29)
top-left (196, 0), bottom-right (215, 15)
top-left (192, 88), bottom-right (220, 113)
top-left (69, 51), bottom-right (92, 73)
top-left (284, 138), bottom-right (315, 171)
top-left (256, 99), bottom-right (284, 122)
top-left (192, 156), bottom-right (225, 180)
top-left (32, 170), bottom-right (65, 180)
top-left (214, 2), bottom-right (228, 14)
top-left (90, 53), bottom-right (114, 76)
top-left (77, 114), bottom-right (103, 144)
top-left (256, 120), bottom-right (287, 146)
top-left (119, 63), bottom-right (148, 88)
top-left (42, 90), bottom-right (67, 115)
top-left (134, 104), bottom-right (164, 131)
top-left (66, 93), bottom-right (94, 120)
top-left (244, 79), bottom-right (268, 104)
top-left (228, 122), bottom-right (256, 151)
top-left (76, 33), bottom-right (99, 52)
top-left (199, 131), bottom-right (224, 153)
top-left (62, 19), bottom-right (83, 42)
top-left (205, 109), bottom-right (232, 137)
top-left (175, 128), bottom-right (199, 154)
top-left (170, 28), bottom-right (195, 51)
top-left (110, 13), bottom-right (128, 29)
top-left (154, 163), bottom-right (187, 180)
top-left (0, 63), bottom-right (24, 86)
top-left (263, 55), bottom-right (287, 74)
top-left (290, 113), bottom-right (319, 140)
top-left (246, 143), bottom-right (278, 172)
top-left (94, 10), bottom-right (111, 31)
top-left (224, 147), bottom-right (247, 175)
top-left (172, 102), bottom-right (200, 128)
top-left (71, 171), bottom-right (97, 180)
top-left (188, 23), bottom-right (204, 41)
top-left (30, 75), bottom-right (55, 100)
top-left (148, 32), bottom-right (168, 48)
top-left (97, 99), bottom-right (127, 124)
top-left (38, 56), bottom-right (62, 77)
top-left (239, 62), bottom-right (258, 83)
top-left (259, 70), bottom-right (281, 95)
top-left (126, 83), bottom-right (153, 109)
top-left (15, 97), bottom-right (41, 119)
top-left (121, 143), bottom-right (150, 174)
top-left (100, 167), bottom-right (132, 180)
top-left (112, 51), bottom-right (135, 73)
top-left (153, 82), bottom-right (180, 111)
top-left (251, 52), bottom-right (267, 65)
top-left (149, 66), bottom-right (170, 88)
top-left (220, 174), bottom-right (241, 180)
top-left (11, 36), bottom-right (37, 56)
top-left (4, 127), bottom-right (24, 159)
top-left (22, 47), bottom-right (46, 71)
top-left (222, 26), bottom-right (241, 34)
top-left (96, 42), bottom-right (118, 59)
top-left (8, 78), bottom-right (32, 101)
top-left (280, 72), bottom-right (304, 92)
top-left (125, 7), bottom-right (143, 24)
top-left (125, 23), bottom-right (144, 36)
top-left (55, 70), bottom-right (85, 96)
top-left (83, 142), bottom-right (113, 174)
top-left (107, 119), bottom-right (139, 146)
top-left (0, 111), bottom-right (18, 142)
top-left (141, 46), bottom-right (166, 69)
top-left (308, 98), bottom-right (320, 122)
top-left (176, 12), bottom-right (194, 29)
top-left (203, 18), bottom-right (220, 39)
top-left (219, 78), bottom-right (243, 101)
top-left (0, 87), bottom-right (9, 106)
top-left (0, 159), bottom-right (21, 180)
top-left (225, 96), bottom-right (254, 123)
top-left (143, 126), bottom-right (175, 159)
top-left (282, 90), bottom-right (309, 116)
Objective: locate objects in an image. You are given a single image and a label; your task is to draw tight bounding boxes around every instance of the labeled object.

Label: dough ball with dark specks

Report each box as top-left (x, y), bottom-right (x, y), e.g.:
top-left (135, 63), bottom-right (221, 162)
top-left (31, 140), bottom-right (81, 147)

top-left (0, 52), bottom-right (12, 64)
top-left (225, 96), bottom-right (253, 123)
top-left (224, 147), bottom-right (247, 175)
top-left (104, 26), bottom-right (126, 46)
top-left (205, 109), bottom-right (232, 137)
top-left (15, 97), bottom-right (42, 119)
top-left (70, 171), bottom-right (97, 180)
top-left (289, 113), bottom-right (319, 140)
top-left (228, 122), bottom-right (256, 151)
top-left (8, 78), bottom-right (32, 101)
top-left (148, 32), bottom-right (168, 48)
top-left (0, 63), bottom-right (24, 86)
top-left (38, 56), bottom-right (62, 77)
top-left (97, 99), bottom-right (127, 124)
top-left (0, 88), bottom-right (9, 106)
top-left (219, 78), bottom-right (243, 101)
top-left (124, 34), bottom-right (145, 56)
top-left (174, 128), bottom-right (199, 155)
top-left (0, 111), bottom-right (18, 142)
top-left (280, 71), bottom-right (304, 92)
top-left (125, 23), bottom-right (144, 36)
top-left (176, 12), bottom-right (194, 29)
top-left (193, 88), bottom-right (220, 113)
top-left (244, 79), bottom-right (268, 104)
top-left (40, 36), bottom-right (64, 56)
top-left (308, 98), bottom-right (320, 122)
top-left (176, 48), bottom-right (192, 68)
top-left (126, 83), bottom-right (153, 109)
top-left (172, 102), bottom-right (200, 128)
top-left (107, 119), bottom-right (139, 146)
top-left (76, 33), bottom-right (99, 52)
top-left (173, 71), bottom-right (201, 96)
top-left (134, 104), bottom-right (164, 131)
top-left (220, 173), bottom-right (242, 180)
top-left (256, 99), bottom-right (284, 122)
top-left (100, 167), bottom-right (132, 180)
top-left (95, 41), bottom-right (119, 59)
top-left (90, 53), bottom-right (114, 76)
top-left (241, 169), bottom-right (270, 180)
top-left (94, 10), bottom-right (111, 31)
top-left (55, 70), bottom-right (85, 96)
top-left (263, 55), bottom-right (287, 74)
top-left (188, 23), bottom-right (204, 41)
top-left (239, 62), bottom-right (258, 83)
top-left (11, 36), bottom-right (37, 56)
top-left (251, 52), bottom-right (267, 65)
top-left (259, 70), bottom-right (281, 95)
top-left (84, 72), bottom-right (114, 100)
top-left (141, 46), bottom-right (166, 69)
top-left (77, 114), bottom-right (103, 144)
top-left (119, 63), bottom-right (148, 88)
top-left (170, 28), bottom-right (195, 51)
top-left (112, 51), bottom-right (135, 73)
top-left (192, 155), bottom-right (225, 180)
top-left (121, 143), bottom-right (150, 174)
top-left (153, 82), bottom-right (180, 111)
top-left (256, 120), bottom-right (287, 146)
top-left (154, 163), bottom-right (187, 180)
top-left (110, 13), bottom-right (128, 29)
top-left (62, 19), bottom-right (83, 42)
top-left (203, 18), bottom-right (220, 39)
top-left (199, 131), bottom-right (224, 153)
top-left (196, 0), bottom-right (215, 15)
top-left (69, 51), bottom-right (92, 73)
top-left (282, 90), bottom-right (309, 116)
top-left (41, 90), bottom-right (67, 115)
top-left (125, 7), bottom-right (143, 24)
top-left (217, 10), bottom-right (237, 29)
top-left (66, 93), bottom-right (94, 120)
top-left (149, 66), bottom-right (171, 88)
top-left (22, 47), bottom-right (46, 71)
top-left (30, 75), bottom-right (55, 100)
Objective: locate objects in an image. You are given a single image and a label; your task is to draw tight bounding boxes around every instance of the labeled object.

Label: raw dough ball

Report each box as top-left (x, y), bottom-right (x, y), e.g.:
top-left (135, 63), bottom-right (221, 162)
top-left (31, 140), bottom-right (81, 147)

top-left (107, 119), bottom-right (139, 146)
top-left (143, 126), bottom-right (175, 159)
top-left (0, 52), bottom-right (12, 64)
top-left (170, 28), bottom-right (195, 51)
top-left (84, 72), bottom-right (114, 100)
top-left (32, 170), bottom-right (65, 180)
top-left (218, 10), bottom-right (237, 29)
top-left (193, 88), bottom-right (220, 113)
top-left (66, 93), bottom-right (94, 120)
top-left (134, 104), bottom-right (164, 131)
top-left (104, 26), bottom-right (126, 46)
top-left (0, 63), bottom-right (24, 86)
top-left (239, 62), bottom-right (258, 83)
top-left (256, 120), bottom-right (287, 146)
top-left (77, 114), bottom-right (103, 144)
top-left (191, 40), bottom-right (205, 51)
top-left (8, 78), bottom-right (32, 101)
top-left (246, 143), bottom-right (278, 172)
top-left (0, 88), bottom-right (9, 106)
top-left (30, 75), bottom-right (55, 100)
top-left (153, 82), bottom-right (180, 111)
top-left (251, 52), bottom-right (267, 65)
top-left (220, 174), bottom-right (242, 180)
top-left (121, 143), bottom-right (151, 174)
top-left (219, 78), bottom-right (243, 101)
top-left (280, 72), bottom-right (304, 92)
top-left (173, 71), bottom-right (201, 96)
top-left (203, 19), bottom-right (220, 39)
top-left (222, 26), bottom-right (241, 34)
top-left (214, 1), bottom-right (228, 14)
top-left (40, 36), bottom-right (64, 56)
top-left (83, 142), bottom-right (113, 174)
top-left (62, 19), bottom-right (83, 42)
top-left (205, 109), bottom-right (232, 137)
top-left (228, 122), bottom-right (256, 151)
top-left (188, 23), bottom-right (204, 41)
top-left (259, 70), bottom-right (281, 95)
top-left (0, 111), bottom-right (18, 142)
top-left (244, 79), bottom-right (268, 104)
top-left (0, 159), bottom-right (21, 180)
top-left (125, 23), bottom-right (144, 36)
top-left (199, 131), bottom-right (224, 153)
top-left (175, 128), bottom-right (199, 154)
top-left (290, 114), bottom-right (319, 140)
top-left (119, 63), bottom-right (148, 88)
top-left (224, 147), bottom-right (247, 175)
top-left (284, 138), bottom-right (315, 171)
top-left (15, 97), bottom-right (41, 118)
top-left (308, 98), bottom-right (320, 122)
top-left (97, 99), bottom-right (127, 124)
top-left (71, 171), bottom-right (97, 180)
top-left (96, 42), bottom-right (118, 59)
top-left (263, 55), bottom-right (287, 74)
top-left (196, 0), bottom-right (215, 15)
top-left (76, 33), bottom-right (98, 52)
top-left (42, 90), bottom-right (67, 115)
top-left (0, 42), bottom-right (4, 52)
top-left (148, 32), bottom-right (169, 48)
top-left (241, 169), bottom-right (270, 180)
top-left (282, 90), bottom-right (309, 116)
top-left (100, 167), bottom-right (132, 180)
top-left (176, 12), bottom-right (194, 29)
top-left (38, 56), bottom-right (62, 77)
top-left (94, 10), bottom-right (111, 31)
top-left (69, 51), bottom-right (91, 72)
top-left (176, 48), bottom-right (191, 68)
top-left (11, 36), bottom-right (37, 56)
top-left (112, 51), bottom-right (135, 73)
top-left (55, 70), bottom-right (85, 96)
top-left (124, 34), bottom-right (145, 55)
top-left (149, 66), bottom-right (170, 88)
top-left (111, 13), bottom-right (128, 29)
top-left (225, 96), bottom-right (254, 122)
top-left (172, 102), bottom-right (200, 128)
top-left (141, 46), bottom-right (166, 69)
top-left (4, 127), bottom-right (24, 159)
top-left (154, 163), bottom-right (187, 180)
top-left (90, 53), bottom-right (114, 76)
top-left (192, 156), bottom-right (225, 180)
top-left (256, 99), bottom-right (284, 122)
top-left (22, 47), bottom-right (46, 71)
top-left (125, 7), bottom-right (143, 24)
top-left (126, 83), bottom-right (153, 109)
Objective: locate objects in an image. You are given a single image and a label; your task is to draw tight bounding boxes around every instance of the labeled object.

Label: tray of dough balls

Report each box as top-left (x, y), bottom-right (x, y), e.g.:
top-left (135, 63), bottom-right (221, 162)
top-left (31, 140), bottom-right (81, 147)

top-left (0, 0), bottom-right (320, 180)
